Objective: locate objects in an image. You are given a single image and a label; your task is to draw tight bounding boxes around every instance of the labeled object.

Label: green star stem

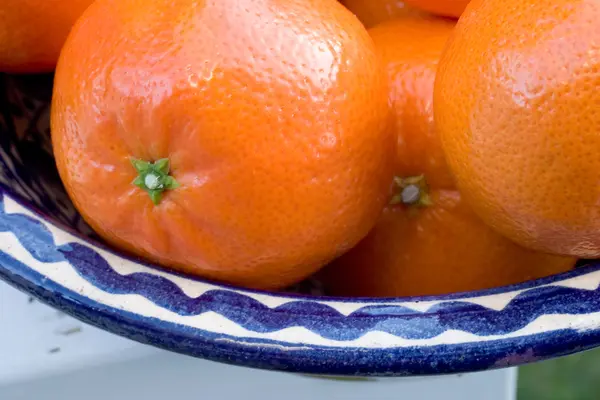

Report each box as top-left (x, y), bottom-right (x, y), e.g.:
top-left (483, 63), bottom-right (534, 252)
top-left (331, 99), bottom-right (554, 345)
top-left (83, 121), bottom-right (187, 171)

top-left (130, 158), bottom-right (180, 205)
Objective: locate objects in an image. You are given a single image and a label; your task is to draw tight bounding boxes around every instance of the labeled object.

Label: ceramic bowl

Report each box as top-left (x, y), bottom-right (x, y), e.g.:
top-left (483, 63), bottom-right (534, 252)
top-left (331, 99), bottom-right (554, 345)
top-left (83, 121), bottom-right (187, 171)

top-left (1, 73), bottom-right (600, 377)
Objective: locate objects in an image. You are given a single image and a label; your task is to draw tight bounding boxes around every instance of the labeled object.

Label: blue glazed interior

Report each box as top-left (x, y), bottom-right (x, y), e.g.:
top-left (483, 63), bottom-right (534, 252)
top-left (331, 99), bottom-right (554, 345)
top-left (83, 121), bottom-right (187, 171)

top-left (0, 73), bottom-right (96, 236)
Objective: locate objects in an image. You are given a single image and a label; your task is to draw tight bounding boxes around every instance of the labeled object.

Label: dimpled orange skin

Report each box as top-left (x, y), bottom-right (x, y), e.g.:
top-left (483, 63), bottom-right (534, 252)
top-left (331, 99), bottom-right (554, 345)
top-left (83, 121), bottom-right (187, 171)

top-left (320, 17), bottom-right (576, 297)
top-left (0, 0), bottom-right (95, 73)
top-left (375, 17), bottom-right (456, 190)
top-left (51, 0), bottom-right (396, 290)
top-left (402, 0), bottom-right (470, 18)
top-left (340, 0), bottom-right (423, 28)
top-left (435, 0), bottom-right (600, 258)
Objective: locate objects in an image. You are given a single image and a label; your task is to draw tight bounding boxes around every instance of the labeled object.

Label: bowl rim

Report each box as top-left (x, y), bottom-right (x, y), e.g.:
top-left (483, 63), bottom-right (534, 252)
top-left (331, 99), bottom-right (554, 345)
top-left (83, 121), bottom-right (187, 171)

top-left (2, 182), bottom-right (600, 376)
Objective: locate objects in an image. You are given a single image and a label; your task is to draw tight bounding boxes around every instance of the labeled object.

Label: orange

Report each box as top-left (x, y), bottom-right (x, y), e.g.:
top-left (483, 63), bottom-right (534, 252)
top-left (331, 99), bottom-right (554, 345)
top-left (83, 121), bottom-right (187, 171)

top-left (435, 0), bottom-right (600, 258)
top-left (51, 0), bottom-right (396, 290)
top-left (320, 17), bottom-right (576, 298)
top-left (340, 0), bottom-right (423, 28)
top-left (0, 0), bottom-right (95, 73)
top-left (403, 0), bottom-right (470, 18)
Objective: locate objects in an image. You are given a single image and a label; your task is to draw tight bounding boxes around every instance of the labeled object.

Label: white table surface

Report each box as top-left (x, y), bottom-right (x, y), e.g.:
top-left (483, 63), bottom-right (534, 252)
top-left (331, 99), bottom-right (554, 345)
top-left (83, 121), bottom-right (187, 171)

top-left (0, 280), bottom-right (516, 400)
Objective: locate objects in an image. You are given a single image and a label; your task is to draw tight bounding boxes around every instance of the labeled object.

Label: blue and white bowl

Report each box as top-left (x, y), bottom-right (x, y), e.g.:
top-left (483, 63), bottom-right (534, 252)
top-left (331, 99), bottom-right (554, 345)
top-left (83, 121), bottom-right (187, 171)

top-left (1, 73), bottom-right (600, 376)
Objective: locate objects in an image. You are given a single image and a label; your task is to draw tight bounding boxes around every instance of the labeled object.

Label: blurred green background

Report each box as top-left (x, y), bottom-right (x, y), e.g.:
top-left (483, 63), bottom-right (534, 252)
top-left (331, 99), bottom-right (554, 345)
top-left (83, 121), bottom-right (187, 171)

top-left (518, 348), bottom-right (600, 400)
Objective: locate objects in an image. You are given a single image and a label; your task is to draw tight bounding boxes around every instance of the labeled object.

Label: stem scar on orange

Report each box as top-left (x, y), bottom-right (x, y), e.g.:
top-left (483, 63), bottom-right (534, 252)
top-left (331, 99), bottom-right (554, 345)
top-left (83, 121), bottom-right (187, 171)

top-left (319, 16), bottom-right (576, 298)
top-left (435, 0), bottom-right (600, 258)
top-left (50, 0), bottom-right (396, 290)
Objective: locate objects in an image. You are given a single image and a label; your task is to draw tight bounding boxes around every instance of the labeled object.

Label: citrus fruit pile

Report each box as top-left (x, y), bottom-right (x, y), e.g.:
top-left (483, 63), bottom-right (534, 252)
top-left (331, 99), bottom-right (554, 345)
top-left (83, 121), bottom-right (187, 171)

top-left (4, 0), bottom-right (599, 296)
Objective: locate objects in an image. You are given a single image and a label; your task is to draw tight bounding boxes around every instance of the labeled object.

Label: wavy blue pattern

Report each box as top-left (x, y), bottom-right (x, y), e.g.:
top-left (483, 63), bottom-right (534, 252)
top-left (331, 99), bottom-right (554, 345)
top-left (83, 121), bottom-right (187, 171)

top-left (2, 191), bottom-right (600, 342)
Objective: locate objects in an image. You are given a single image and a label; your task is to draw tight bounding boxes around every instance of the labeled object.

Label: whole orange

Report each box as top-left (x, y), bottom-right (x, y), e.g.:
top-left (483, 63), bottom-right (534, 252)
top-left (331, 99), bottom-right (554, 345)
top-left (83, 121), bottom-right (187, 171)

top-left (340, 0), bottom-right (422, 28)
top-left (320, 17), bottom-right (576, 298)
top-left (51, 0), bottom-right (396, 290)
top-left (403, 0), bottom-right (469, 18)
top-left (0, 0), bottom-right (95, 73)
top-left (435, 0), bottom-right (600, 258)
